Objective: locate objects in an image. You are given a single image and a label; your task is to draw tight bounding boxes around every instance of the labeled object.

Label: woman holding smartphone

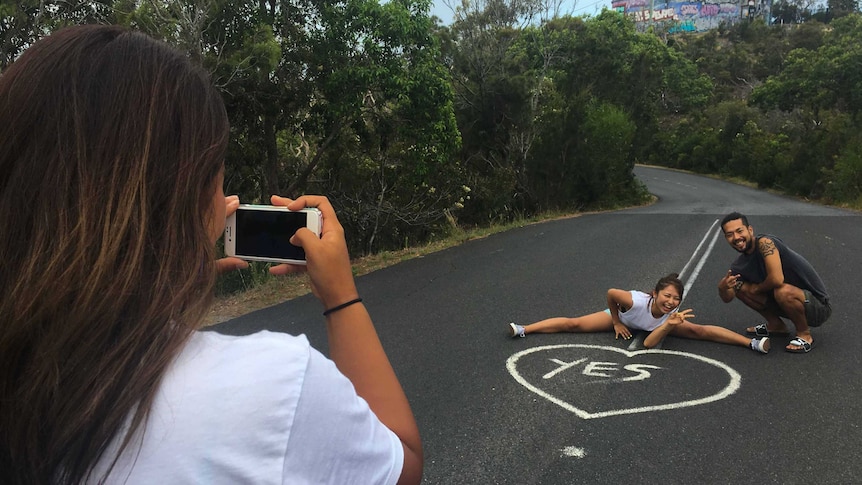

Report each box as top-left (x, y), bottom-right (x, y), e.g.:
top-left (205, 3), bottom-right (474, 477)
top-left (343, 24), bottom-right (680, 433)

top-left (0, 25), bottom-right (421, 484)
top-left (508, 273), bottom-right (771, 354)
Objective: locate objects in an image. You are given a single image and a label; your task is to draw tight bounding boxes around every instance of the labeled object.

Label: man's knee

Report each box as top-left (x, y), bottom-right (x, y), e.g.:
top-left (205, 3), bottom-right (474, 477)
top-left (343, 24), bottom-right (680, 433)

top-left (803, 290), bottom-right (832, 327)
top-left (772, 284), bottom-right (801, 306)
top-left (737, 287), bottom-right (768, 311)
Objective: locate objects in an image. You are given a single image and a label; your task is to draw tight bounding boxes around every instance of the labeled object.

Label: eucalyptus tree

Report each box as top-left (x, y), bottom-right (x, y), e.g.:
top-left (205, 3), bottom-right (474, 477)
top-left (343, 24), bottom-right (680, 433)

top-left (749, 13), bottom-right (862, 199)
top-left (519, 11), bottom-right (711, 210)
top-left (770, 0), bottom-right (819, 23)
top-left (0, 0), bottom-right (117, 69)
top-left (828, 0), bottom-right (859, 18)
top-left (295, 0), bottom-right (463, 253)
top-left (444, 0), bottom-right (569, 222)
top-left (751, 14), bottom-right (862, 117)
top-left (4, 0), bottom-right (461, 253)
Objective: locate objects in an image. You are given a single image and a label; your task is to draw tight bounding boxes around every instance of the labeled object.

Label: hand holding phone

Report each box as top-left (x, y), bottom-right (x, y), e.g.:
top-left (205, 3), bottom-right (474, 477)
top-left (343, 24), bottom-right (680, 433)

top-left (268, 195), bottom-right (359, 309)
top-left (224, 204), bottom-right (322, 264)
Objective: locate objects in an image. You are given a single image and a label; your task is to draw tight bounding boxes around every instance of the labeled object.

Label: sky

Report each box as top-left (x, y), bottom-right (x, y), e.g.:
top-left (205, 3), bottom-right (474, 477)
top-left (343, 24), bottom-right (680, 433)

top-left (429, 0), bottom-right (616, 25)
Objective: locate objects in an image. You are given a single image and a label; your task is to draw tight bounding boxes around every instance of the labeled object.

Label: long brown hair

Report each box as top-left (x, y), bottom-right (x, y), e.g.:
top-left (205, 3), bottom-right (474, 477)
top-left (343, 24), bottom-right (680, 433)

top-left (0, 25), bottom-right (229, 483)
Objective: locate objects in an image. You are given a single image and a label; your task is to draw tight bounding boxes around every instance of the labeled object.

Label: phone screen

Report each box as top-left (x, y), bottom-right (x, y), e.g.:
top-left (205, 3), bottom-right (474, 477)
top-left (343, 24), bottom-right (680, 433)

top-left (234, 209), bottom-right (308, 261)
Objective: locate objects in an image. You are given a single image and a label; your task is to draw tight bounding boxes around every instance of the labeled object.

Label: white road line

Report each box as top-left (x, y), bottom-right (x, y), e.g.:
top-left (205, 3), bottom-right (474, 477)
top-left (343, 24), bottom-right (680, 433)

top-left (628, 332), bottom-right (651, 350)
top-left (561, 446), bottom-right (586, 458)
top-left (679, 219), bottom-right (720, 281)
top-left (681, 220), bottom-right (722, 305)
top-left (630, 219), bottom-right (721, 350)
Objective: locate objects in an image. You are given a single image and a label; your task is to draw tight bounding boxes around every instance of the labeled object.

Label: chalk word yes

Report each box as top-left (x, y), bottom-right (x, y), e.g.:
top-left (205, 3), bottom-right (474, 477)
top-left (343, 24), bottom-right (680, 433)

top-left (506, 344), bottom-right (741, 419)
top-left (544, 357), bottom-right (662, 382)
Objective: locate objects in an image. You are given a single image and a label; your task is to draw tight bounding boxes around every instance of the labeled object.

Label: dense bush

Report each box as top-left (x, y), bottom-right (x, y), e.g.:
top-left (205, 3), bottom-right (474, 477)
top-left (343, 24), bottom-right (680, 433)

top-left (5, 3), bottom-right (860, 297)
top-left (659, 15), bottom-right (862, 204)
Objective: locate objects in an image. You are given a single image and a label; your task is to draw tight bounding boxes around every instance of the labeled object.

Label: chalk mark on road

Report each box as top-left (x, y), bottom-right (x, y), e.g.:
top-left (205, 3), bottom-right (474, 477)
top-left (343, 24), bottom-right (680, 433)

top-left (507, 344), bottom-right (741, 419)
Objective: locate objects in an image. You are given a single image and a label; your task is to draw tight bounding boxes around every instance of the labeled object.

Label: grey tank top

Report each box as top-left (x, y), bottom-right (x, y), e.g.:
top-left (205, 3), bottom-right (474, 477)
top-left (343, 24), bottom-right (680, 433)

top-left (729, 234), bottom-right (829, 303)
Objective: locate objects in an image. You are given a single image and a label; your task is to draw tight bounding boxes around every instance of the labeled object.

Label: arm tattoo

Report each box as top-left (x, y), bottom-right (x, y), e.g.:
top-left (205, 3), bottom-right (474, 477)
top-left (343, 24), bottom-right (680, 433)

top-left (758, 239), bottom-right (776, 257)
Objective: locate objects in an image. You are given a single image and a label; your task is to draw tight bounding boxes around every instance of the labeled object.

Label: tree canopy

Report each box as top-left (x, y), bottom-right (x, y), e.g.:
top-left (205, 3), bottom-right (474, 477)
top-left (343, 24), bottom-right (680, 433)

top-left (3, 2), bottom-right (861, 263)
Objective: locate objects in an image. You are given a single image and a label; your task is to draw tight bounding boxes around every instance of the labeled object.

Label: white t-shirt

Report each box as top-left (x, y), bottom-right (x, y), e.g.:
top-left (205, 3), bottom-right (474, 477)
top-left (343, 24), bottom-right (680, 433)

top-left (618, 290), bottom-right (675, 331)
top-left (89, 331), bottom-right (404, 484)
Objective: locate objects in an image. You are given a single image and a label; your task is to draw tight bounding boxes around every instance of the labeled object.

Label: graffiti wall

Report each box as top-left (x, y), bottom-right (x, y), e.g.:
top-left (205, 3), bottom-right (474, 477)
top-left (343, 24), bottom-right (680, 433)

top-left (610, 0), bottom-right (764, 33)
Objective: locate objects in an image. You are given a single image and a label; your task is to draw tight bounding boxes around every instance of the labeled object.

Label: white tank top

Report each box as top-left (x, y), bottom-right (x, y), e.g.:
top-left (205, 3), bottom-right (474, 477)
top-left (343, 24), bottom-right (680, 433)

top-left (619, 290), bottom-right (675, 331)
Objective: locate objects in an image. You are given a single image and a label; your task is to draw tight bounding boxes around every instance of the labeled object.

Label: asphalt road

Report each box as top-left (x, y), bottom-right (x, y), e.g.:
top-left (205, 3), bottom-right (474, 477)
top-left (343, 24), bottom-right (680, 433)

top-left (214, 165), bottom-right (862, 484)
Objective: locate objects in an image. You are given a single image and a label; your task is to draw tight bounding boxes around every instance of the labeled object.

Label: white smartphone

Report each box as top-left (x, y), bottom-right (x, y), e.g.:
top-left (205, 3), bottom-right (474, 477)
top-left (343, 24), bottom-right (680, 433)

top-left (224, 204), bottom-right (322, 264)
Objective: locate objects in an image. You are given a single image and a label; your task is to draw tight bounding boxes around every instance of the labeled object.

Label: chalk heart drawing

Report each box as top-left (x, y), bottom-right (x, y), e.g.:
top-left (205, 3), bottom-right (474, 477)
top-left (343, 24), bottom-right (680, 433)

top-left (506, 344), bottom-right (741, 419)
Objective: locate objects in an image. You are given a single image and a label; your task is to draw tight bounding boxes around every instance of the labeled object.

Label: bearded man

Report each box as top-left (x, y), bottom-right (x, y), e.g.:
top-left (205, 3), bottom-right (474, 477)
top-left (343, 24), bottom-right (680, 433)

top-left (718, 212), bottom-right (831, 353)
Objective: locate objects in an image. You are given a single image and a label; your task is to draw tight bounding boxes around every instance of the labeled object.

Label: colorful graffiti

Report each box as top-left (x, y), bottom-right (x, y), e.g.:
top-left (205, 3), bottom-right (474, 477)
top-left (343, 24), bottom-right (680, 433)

top-left (613, 0), bottom-right (769, 34)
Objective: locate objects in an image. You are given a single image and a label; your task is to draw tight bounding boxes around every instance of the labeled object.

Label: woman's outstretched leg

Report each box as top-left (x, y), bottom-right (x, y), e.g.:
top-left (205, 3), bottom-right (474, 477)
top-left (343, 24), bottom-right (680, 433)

top-left (669, 322), bottom-right (770, 353)
top-left (509, 311), bottom-right (613, 338)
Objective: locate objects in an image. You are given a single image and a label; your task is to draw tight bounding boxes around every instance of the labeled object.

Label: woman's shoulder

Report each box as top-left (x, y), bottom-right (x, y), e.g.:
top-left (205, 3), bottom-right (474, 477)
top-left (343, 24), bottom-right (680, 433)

top-left (168, 330), bottom-right (315, 409)
top-left (93, 330), bottom-right (322, 482)
top-left (186, 329), bottom-right (312, 358)
top-left (178, 330), bottom-right (312, 379)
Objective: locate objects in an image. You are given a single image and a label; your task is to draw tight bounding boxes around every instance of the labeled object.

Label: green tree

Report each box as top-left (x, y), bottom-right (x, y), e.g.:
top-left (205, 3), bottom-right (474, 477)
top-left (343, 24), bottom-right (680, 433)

top-left (306, 0), bottom-right (464, 252)
top-left (751, 14), bottom-right (862, 117)
top-left (125, 0), bottom-right (462, 253)
top-left (825, 134), bottom-right (862, 204)
top-left (771, 0), bottom-right (820, 24)
top-left (828, 0), bottom-right (859, 18)
top-left (449, 7), bottom-right (709, 220)
top-left (444, 0), bottom-right (549, 222)
top-left (0, 0), bottom-right (119, 69)
top-left (554, 12), bottom-right (710, 161)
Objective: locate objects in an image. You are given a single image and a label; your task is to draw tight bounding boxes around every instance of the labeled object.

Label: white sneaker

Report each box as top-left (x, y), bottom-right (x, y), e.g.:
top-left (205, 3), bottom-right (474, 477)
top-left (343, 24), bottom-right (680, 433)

top-left (751, 337), bottom-right (770, 354)
top-left (509, 322), bottom-right (525, 338)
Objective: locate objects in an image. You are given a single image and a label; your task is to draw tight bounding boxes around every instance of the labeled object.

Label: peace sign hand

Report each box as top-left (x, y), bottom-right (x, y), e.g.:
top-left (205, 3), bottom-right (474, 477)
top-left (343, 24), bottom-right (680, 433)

top-left (668, 308), bottom-right (694, 326)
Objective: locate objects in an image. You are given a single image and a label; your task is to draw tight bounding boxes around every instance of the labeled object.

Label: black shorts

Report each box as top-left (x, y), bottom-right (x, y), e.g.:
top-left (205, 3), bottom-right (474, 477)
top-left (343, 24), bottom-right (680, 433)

top-left (804, 290), bottom-right (831, 327)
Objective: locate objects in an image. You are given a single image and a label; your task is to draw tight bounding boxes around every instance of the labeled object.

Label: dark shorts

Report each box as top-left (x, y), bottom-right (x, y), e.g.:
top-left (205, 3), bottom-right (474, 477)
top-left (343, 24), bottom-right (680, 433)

top-left (803, 290), bottom-right (831, 327)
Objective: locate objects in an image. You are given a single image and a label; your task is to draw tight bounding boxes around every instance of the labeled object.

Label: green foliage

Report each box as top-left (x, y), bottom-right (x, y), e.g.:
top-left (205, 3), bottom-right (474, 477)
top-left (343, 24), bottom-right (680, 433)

top-left (130, 0), bottom-right (461, 255)
top-left (751, 15), bottom-right (862, 116)
top-left (0, 0), bottom-right (119, 69)
top-left (527, 98), bottom-right (638, 210)
top-left (662, 47), bottom-right (714, 111)
top-left (295, 0), bottom-right (464, 254)
top-left (7, 1), bottom-right (861, 284)
top-left (788, 20), bottom-right (826, 50)
top-left (825, 135), bottom-right (862, 204)
top-left (828, 0), bottom-right (860, 18)
top-left (215, 262), bottom-right (274, 296)
top-left (449, 9), bottom-right (701, 223)
top-left (575, 100), bottom-right (640, 205)
top-left (653, 15), bottom-right (862, 204)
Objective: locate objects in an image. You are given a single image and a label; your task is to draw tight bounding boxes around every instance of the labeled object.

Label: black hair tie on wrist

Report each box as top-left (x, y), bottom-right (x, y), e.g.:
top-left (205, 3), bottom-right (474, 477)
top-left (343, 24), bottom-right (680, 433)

top-left (323, 298), bottom-right (363, 316)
